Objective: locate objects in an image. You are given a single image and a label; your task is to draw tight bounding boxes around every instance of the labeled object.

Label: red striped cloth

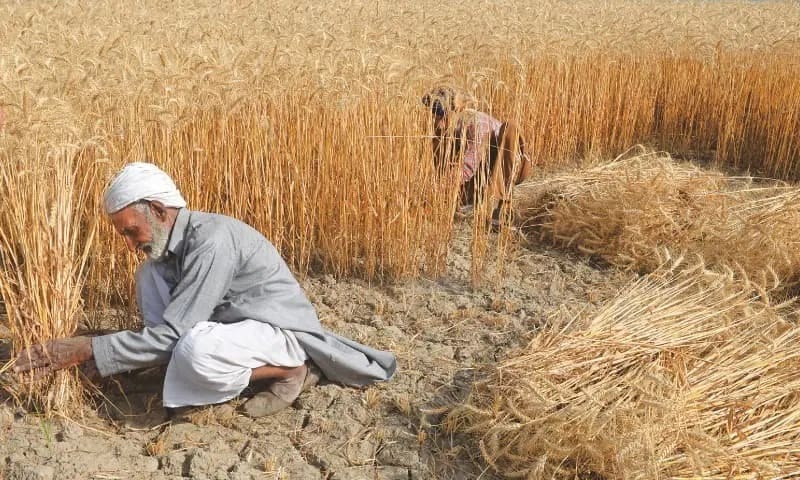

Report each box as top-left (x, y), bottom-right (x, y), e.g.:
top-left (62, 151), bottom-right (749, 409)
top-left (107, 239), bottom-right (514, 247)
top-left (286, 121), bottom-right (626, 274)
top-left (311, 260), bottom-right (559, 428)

top-left (455, 110), bottom-right (503, 182)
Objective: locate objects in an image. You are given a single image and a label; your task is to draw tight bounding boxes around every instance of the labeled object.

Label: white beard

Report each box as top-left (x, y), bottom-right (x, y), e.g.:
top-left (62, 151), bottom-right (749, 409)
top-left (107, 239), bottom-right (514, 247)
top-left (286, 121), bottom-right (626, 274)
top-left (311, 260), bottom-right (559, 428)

top-left (143, 213), bottom-right (170, 261)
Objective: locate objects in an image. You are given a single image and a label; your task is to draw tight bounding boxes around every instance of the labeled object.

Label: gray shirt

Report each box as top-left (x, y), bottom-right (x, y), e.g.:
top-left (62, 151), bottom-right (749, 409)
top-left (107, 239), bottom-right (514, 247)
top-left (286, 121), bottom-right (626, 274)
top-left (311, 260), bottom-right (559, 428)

top-left (92, 208), bottom-right (396, 386)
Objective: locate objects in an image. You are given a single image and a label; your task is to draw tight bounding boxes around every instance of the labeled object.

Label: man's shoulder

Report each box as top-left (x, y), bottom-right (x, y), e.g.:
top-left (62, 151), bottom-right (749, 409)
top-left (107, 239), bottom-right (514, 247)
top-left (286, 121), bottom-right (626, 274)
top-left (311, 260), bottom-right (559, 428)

top-left (185, 210), bottom-right (266, 246)
top-left (188, 210), bottom-right (240, 226)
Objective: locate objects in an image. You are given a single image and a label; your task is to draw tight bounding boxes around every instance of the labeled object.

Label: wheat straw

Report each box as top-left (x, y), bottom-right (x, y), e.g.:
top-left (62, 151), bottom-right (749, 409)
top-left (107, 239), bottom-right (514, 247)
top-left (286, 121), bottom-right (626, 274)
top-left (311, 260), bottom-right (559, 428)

top-left (447, 261), bottom-right (800, 478)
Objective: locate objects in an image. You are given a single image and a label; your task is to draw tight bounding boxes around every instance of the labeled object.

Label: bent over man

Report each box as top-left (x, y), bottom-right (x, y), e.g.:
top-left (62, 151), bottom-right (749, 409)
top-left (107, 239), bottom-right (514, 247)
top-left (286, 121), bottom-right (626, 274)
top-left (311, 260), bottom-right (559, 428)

top-left (14, 163), bottom-right (397, 417)
top-left (422, 86), bottom-right (533, 225)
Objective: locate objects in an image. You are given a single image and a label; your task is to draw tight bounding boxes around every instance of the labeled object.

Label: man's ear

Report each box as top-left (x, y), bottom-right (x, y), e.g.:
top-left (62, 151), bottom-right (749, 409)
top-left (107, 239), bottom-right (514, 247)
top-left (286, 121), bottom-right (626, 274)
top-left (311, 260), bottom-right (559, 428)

top-left (149, 200), bottom-right (168, 220)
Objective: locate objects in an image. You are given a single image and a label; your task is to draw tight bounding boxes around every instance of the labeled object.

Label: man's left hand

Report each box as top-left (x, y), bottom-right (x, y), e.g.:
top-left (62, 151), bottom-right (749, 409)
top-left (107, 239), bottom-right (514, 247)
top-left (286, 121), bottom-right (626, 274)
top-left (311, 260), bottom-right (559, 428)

top-left (13, 336), bottom-right (94, 376)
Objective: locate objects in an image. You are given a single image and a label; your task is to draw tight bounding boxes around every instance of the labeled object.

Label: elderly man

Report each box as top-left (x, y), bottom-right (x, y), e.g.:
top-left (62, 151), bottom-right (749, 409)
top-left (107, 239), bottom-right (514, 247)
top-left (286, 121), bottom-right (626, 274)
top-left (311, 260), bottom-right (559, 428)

top-left (14, 163), bottom-right (396, 416)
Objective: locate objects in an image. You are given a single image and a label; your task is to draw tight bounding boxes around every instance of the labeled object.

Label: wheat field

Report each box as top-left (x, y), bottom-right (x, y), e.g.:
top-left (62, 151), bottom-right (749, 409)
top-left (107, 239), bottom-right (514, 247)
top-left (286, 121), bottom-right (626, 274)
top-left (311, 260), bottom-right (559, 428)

top-left (1, 1), bottom-right (800, 476)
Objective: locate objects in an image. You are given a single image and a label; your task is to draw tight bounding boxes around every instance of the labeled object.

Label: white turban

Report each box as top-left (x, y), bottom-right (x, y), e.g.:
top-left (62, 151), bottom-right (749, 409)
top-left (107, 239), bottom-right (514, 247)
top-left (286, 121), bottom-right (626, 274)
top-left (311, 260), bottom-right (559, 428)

top-left (103, 162), bottom-right (187, 214)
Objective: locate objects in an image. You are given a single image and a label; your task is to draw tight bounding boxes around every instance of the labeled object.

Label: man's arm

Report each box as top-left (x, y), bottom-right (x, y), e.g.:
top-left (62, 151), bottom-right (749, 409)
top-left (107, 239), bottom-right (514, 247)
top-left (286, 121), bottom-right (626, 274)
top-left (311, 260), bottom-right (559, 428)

top-left (12, 324), bottom-right (185, 378)
top-left (16, 233), bottom-right (238, 378)
top-left (92, 235), bottom-right (238, 376)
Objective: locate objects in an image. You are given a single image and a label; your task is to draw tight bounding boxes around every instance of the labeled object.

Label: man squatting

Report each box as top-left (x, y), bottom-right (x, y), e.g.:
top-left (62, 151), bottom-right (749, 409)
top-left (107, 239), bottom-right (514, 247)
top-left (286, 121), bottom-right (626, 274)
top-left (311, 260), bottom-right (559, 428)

top-left (14, 163), bottom-right (397, 417)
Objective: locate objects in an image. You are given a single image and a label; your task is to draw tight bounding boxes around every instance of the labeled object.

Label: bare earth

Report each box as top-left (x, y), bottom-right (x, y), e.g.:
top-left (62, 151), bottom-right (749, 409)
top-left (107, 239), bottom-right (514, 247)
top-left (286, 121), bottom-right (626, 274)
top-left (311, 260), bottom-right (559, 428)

top-left (0, 223), bottom-right (630, 480)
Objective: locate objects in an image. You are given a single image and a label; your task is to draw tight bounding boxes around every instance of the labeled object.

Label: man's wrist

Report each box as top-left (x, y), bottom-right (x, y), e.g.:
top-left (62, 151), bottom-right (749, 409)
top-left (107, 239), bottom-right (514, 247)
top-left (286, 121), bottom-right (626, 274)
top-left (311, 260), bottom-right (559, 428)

top-left (80, 336), bottom-right (94, 363)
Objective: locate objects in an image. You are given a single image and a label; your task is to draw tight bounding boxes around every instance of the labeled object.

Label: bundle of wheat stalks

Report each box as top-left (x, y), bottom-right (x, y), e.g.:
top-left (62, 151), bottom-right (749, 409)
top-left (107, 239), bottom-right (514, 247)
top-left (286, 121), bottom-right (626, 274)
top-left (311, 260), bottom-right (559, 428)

top-left (446, 261), bottom-right (800, 478)
top-left (514, 148), bottom-right (800, 291)
top-left (0, 145), bottom-right (98, 412)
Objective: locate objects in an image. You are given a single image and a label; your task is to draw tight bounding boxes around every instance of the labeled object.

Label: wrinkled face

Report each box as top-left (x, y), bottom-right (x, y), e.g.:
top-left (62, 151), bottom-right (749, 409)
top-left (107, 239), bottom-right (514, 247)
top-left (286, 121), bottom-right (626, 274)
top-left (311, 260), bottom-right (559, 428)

top-left (109, 202), bottom-right (171, 260)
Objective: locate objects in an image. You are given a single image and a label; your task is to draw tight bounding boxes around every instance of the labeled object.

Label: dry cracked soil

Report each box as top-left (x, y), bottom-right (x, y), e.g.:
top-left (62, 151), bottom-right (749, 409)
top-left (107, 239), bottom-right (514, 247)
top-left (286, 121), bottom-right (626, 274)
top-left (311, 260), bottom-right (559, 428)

top-left (0, 222), bottom-right (630, 480)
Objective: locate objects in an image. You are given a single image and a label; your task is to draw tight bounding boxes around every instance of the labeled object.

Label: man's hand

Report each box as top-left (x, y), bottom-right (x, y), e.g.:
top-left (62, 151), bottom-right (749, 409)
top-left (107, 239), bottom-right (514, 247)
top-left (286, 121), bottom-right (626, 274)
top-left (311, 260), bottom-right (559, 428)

top-left (13, 336), bottom-right (94, 376)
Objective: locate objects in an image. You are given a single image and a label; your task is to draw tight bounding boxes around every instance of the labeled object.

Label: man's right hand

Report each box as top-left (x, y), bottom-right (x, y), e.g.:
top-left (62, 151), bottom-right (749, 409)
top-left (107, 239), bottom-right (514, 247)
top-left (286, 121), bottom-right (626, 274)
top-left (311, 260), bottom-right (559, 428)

top-left (13, 336), bottom-right (94, 377)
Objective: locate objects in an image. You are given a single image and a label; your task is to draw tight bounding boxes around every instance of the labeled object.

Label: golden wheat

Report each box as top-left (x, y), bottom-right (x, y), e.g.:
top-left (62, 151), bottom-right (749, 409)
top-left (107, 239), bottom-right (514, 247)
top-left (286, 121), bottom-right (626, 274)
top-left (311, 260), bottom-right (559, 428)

top-left (0, 145), bottom-right (98, 413)
top-left (447, 261), bottom-right (800, 478)
top-left (1, 0), bottom-right (799, 419)
top-left (515, 148), bottom-right (800, 294)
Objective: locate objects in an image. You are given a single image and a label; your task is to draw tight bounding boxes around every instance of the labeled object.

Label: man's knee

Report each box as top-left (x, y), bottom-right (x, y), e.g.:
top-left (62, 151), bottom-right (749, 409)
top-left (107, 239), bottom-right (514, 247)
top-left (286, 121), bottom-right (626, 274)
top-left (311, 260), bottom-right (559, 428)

top-left (170, 326), bottom-right (224, 382)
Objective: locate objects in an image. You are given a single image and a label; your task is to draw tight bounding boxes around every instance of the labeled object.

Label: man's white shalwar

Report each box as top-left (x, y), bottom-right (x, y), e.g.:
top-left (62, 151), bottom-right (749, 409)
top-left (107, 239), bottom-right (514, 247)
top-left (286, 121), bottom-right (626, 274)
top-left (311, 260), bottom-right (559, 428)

top-left (137, 261), bottom-right (308, 407)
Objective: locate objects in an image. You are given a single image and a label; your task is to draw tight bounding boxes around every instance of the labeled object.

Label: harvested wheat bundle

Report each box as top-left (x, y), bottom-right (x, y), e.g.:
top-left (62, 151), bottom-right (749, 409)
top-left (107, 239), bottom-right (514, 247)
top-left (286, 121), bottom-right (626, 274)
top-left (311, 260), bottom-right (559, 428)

top-left (514, 148), bottom-right (800, 291)
top-left (705, 187), bottom-right (800, 291)
top-left (445, 261), bottom-right (800, 479)
top-left (513, 148), bottom-right (724, 272)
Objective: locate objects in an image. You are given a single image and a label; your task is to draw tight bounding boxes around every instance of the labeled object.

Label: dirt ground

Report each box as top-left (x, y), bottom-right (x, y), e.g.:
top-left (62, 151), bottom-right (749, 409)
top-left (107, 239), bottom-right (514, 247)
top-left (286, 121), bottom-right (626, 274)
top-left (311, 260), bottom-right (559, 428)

top-left (0, 222), bottom-right (630, 480)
